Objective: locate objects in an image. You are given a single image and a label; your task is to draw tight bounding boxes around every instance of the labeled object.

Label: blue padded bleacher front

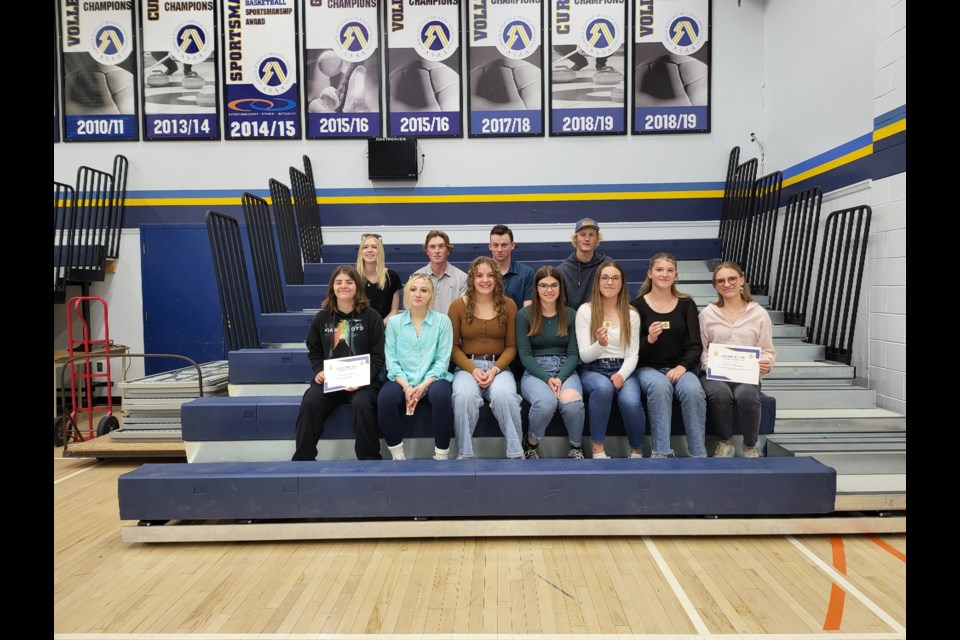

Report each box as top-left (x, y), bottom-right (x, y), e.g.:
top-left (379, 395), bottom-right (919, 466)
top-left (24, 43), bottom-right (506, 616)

top-left (118, 457), bottom-right (836, 521)
top-left (181, 393), bottom-right (776, 442)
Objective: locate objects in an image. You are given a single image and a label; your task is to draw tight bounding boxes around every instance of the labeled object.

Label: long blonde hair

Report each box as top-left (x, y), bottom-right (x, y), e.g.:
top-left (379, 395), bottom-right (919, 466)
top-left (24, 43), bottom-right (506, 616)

top-left (637, 252), bottom-right (691, 299)
top-left (402, 274), bottom-right (435, 310)
top-left (465, 256), bottom-right (507, 326)
top-left (588, 260), bottom-right (633, 347)
top-left (355, 234), bottom-right (387, 289)
top-left (711, 261), bottom-right (755, 307)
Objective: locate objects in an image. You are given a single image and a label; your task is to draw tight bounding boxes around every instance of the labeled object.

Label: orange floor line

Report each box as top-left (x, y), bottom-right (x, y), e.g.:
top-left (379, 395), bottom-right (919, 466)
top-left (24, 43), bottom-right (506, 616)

top-left (869, 535), bottom-right (906, 563)
top-left (823, 535), bottom-right (847, 630)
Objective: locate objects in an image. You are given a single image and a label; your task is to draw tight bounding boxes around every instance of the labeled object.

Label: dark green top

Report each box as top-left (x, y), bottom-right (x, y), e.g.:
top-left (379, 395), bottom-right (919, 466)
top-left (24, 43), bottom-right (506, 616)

top-left (515, 306), bottom-right (579, 382)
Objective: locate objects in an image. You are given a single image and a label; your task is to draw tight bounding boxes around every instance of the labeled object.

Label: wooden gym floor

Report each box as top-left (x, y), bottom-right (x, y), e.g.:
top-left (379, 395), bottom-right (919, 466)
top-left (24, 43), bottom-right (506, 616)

top-left (55, 453), bottom-right (906, 639)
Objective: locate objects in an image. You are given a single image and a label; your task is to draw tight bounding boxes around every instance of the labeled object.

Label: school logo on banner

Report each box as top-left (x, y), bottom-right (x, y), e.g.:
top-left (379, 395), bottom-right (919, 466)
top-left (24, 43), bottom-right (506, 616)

top-left (496, 18), bottom-right (538, 60)
top-left (579, 15), bottom-right (623, 58)
top-left (172, 22), bottom-right (212, 64)
top-left (335, 18), bottom-right (377, 63)
top-left (90, 21), bottom-right (132, 64)
top-left (415, 16), bottom-right (456, 61)
top-left (255, 53), bottom-right (294, 96)
top-left (663, 12), bottom-right (706, 56)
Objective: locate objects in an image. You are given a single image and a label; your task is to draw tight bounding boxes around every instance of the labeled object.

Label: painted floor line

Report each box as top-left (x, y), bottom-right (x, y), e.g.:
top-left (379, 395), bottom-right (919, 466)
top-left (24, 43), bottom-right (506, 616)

top-left (54, 466), bottom-right (96, 485)
top-left (644, 536), bottom-right (710, 635)
top-left (53, 632), bottom-right (910, 639)
top-left (788, 536), bottom-right (906, 636)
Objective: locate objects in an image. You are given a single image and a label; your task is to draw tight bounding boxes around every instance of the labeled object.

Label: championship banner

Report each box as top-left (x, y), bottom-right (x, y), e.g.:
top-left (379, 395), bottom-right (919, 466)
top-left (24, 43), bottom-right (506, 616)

top-left (222, 0), bottom-right (301, 140)
top-left (58, 1), bottom-right (139, 141)
top-left (304, 0), bottom-right (383, 139)
top-left (548, 0), bottom-right (627, 136)
top-left (632, 0), bottom-right (710, 134)
top-left (140, 1), bottom-right (219, 140)
top-left (467, 0), bottom-right (543, 138)
top-left (384, 0), bottom-right (463, 138)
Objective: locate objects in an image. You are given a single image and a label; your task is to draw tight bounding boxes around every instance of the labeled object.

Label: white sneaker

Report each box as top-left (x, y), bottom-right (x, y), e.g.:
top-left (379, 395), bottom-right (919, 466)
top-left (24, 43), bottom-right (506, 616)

top-left (592, 451), bottom-right (610, 459)
top-left (387, 442), bottom-right (406, 460)
top-left (433, 447), bottom-right (449, 460)
top-left (629, 452), bottom-right (644, 459)
top-left (743, 446), bottom-right (761, 458)
top-left (714, 442), bottom-right (735, 458)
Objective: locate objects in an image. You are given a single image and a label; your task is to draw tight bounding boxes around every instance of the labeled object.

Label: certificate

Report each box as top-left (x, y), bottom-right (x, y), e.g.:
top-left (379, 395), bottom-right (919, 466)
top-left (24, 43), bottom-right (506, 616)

top-left (706, 343), bottom-right (761, 385)
top-left (323, 354), bottom-right (371, 392)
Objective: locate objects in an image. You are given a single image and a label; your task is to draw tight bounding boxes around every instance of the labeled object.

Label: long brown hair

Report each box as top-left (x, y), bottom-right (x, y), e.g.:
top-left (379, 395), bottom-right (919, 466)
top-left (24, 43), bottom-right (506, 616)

top-left (637, 252), bottom-right (691, 299)
top-left (464, 256), bottom-right (507, 326)
top-left (321, 265), bottom-right (369, 313)
top-left (588, 260), bottom-right (634, 347)
top-left (528, 265), bottom-right (568, 337)
top-left (711, 261), bottom-right (755, 307)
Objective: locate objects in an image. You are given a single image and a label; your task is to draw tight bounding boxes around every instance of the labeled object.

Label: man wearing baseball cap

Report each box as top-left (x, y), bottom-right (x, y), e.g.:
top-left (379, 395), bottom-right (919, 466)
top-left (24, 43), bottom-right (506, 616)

top-left (556, 218), bottom-right (608, 309)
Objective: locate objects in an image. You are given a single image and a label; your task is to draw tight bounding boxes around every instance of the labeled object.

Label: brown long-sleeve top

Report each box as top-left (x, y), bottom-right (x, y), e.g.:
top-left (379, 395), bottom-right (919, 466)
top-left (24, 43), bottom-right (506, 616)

top-left (448, 296), bottom-right (518, 373)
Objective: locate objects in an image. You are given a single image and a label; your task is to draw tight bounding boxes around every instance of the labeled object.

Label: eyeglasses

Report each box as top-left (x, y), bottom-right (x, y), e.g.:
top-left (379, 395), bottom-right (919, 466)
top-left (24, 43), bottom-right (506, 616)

top-left (537, 282), bottom-right (560, 290)
top-left (714, 276), bottom-right (741, 286)
top-left (599, 275), bottom-right (622, 282)
top-left (361, 233), bottom-right (382, 241)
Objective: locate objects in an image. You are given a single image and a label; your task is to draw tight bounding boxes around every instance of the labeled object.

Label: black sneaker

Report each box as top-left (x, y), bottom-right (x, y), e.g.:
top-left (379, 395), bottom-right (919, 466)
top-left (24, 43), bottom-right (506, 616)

top-left (567, 446), bottom-right (585, 460)
top-left (524, 447), bottom-right (540, 459)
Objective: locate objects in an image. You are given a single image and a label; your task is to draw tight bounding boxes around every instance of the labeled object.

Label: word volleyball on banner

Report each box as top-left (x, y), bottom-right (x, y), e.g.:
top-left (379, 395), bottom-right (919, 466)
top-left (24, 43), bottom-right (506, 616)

top-left (304, 0), bottom-right (383, 139)
top-left (58, 0), bottom-right (139, 141)
top-left (385, 0), bottom-right (463, 138)
top-left (222, 0), bottom-right (301, 140)
top-left (467, 0), bottom-right (544, 138)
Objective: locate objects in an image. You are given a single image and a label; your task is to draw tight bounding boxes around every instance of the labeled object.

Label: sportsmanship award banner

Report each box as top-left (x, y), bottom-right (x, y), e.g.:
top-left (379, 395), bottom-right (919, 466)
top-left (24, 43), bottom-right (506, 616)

top-left (632, 0), bottom-right (710, 134)
top-left (385, 0), bottom-right (463, 138)
top-left (58, 1), bottom-right (139, 141)
top-left (304, 0), bottom-right (383, 139)
top-left (222, 0), bottom-right (301, 140)
top-left (549, 0), bottom-right (626, 136)
top-left (140, 1), bottom-right (219, 140)
top-left (467, 0), bottom-right (543, 137)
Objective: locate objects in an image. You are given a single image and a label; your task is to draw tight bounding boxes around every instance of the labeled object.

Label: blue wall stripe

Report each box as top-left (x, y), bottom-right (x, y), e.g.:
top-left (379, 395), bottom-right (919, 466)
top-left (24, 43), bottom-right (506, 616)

top-left (874, 105), bottom-right (906, 128)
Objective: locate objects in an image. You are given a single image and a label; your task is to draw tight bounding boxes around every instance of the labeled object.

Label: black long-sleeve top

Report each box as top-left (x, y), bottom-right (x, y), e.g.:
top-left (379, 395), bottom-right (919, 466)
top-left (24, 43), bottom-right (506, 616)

top-left (305, 306), bottom-right (385, 382)
top-left (630, 296), bottom-right (703, 373)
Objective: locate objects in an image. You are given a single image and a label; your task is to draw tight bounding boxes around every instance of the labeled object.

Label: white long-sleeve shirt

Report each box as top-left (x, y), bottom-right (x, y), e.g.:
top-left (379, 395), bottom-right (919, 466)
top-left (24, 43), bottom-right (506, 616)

top-left (575, 303), bottom-right (641, 379)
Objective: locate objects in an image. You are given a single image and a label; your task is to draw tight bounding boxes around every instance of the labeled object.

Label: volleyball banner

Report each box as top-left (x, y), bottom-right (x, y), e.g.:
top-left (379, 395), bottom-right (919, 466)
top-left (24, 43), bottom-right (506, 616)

top-left (58, 1), bottom-right (139, 141)
top-left (466, 0), bottom-right (543, 138)
top-left (222, 0), bottom-right (301, 140)
top-left (384, 1), bottom-right (463, 138)
top-left (140, 1), bottom-right (219, 140)
top-left (304, 0), bottom-right (383, 139)
top-left (548, 0), bottom-right (627, 136)
top-left (632, 0), bottom-right (711, 134)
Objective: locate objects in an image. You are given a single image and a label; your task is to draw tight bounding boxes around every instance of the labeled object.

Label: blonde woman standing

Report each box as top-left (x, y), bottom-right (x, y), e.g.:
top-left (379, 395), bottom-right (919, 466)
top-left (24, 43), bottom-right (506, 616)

top-left (356, 232), bottom-right (401, 326)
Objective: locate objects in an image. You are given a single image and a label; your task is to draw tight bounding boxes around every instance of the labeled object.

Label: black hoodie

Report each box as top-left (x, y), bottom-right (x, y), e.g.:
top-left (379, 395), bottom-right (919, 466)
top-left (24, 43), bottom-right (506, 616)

top-left (556, 250), bottom-right (608, 310)
top-left (305, 306), bottom-right (385, 383)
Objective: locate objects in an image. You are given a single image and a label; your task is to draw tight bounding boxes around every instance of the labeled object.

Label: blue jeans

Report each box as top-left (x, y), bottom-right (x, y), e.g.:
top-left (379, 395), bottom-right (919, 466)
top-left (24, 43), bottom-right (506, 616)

top-left (452, 359), bottom-right (523, 458)
top-left (579, 360), bottom-right (645, 449)
top-left (637, 367), bottom-right (707, 457)
top-left (519, 355), bottom-right (584, 446)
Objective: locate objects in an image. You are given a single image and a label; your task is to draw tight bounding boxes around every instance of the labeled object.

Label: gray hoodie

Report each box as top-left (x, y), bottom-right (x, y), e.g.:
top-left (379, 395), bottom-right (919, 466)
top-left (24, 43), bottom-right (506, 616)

top-left (556, 250), bottom-right (608, 310)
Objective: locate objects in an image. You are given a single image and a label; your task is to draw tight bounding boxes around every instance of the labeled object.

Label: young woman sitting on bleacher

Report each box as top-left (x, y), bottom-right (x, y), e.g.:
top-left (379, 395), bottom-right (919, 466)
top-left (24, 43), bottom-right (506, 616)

top-left (291, 265), bottom-right (385, 461)
top-left (379, 274), bottom-right (455, 460)
top-left (630, 253), bottom-right (707, 458)
top-left (576, 261), bottom-right (646, 459)
top-left (516, 265), bottom-right (585, 460)
top-left (356, 233), bottom-right (401, 326)
top-left (449, 256), bottom-right (523, 459)
top-left (699, 262), bottom-right (777, 458)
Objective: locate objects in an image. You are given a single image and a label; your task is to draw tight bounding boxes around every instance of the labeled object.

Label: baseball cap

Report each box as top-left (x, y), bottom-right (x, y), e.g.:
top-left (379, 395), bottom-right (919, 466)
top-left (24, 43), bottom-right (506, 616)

top-left (575, 217), bottom-right (600, 233)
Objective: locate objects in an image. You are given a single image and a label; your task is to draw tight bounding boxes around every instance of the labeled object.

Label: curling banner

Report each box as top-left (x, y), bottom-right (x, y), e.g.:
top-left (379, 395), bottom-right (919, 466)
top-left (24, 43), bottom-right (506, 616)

top-left (140, 1), bottom-right (219, 140)
top-left (58, 1), bottom-right (139, 141)
top-left (384, 0), bottom-right (463, 138)
top-left (304, 0), bottom-right (383, 139)
top-left (632, 0), bottom-right (711, 134)
top-left (548, 0), bottom-right (627, 136)
top-left (222, 0), bottom-right (301, 140)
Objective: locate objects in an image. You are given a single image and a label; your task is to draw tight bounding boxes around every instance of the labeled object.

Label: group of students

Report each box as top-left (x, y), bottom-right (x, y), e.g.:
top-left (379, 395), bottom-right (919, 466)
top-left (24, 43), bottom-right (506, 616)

top-left (291, 220), bottom-right (776, 463)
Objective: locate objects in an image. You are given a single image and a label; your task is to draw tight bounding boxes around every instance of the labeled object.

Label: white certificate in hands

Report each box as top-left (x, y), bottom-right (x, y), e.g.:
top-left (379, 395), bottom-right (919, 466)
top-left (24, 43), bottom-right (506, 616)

top-left (323, 354), bottom-right (371, 392)
top-left (706, 343), bottom-right (761, 385)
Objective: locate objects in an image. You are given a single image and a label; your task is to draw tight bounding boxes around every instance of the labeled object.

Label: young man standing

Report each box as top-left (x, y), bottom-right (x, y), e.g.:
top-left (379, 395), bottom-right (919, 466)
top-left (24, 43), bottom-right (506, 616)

top-left (413, 230), bottom-right (468, 314)
top-left (489, 224), bottom-right (535, 310)
top-left (556, 218), bottom-right (608, 309)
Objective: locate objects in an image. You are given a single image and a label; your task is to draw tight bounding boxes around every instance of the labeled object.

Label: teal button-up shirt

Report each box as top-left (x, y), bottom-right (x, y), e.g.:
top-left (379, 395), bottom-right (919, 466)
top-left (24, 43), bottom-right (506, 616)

top-left (385, 309), bottom-right (454, 386)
